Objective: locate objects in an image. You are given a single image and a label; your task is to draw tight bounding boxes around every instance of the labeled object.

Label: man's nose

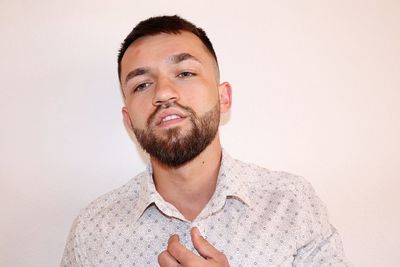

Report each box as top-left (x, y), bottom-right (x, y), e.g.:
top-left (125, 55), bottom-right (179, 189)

top-left (152, 77), bottom-right (179, 107)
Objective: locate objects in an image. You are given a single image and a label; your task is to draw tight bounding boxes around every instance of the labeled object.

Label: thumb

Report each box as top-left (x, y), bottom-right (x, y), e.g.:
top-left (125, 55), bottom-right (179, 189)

top-left (191, 227), bottom-right (221, 259)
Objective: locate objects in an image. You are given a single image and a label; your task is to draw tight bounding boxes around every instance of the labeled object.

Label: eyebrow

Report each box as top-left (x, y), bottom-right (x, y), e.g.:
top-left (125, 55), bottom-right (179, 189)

top-left (124, 67), bottom-right (150, 86)
top-left (169, 52), bottom-right (201, 64)
top-left (124, 53), bottom-right (201, 86)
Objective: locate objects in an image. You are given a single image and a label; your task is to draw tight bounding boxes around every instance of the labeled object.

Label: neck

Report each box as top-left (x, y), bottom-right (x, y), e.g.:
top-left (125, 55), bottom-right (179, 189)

top-left (151, 134), bottom-right (222, 221)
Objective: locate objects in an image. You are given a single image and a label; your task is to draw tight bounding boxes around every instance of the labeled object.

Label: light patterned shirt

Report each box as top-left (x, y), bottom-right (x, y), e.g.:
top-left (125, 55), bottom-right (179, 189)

top-left (61, 150), bottom-right (349, 266)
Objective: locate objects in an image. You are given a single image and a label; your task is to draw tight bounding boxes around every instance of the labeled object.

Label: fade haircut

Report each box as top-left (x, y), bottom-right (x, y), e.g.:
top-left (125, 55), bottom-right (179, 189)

top-left (117, 15), bottom-right (219, 83)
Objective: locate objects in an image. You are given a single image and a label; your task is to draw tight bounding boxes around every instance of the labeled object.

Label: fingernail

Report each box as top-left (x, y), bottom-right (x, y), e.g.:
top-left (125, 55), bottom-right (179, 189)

top-left (174, 234), bottom-right (180, 241)
top-left (168, 234), bottom-right (179, 244)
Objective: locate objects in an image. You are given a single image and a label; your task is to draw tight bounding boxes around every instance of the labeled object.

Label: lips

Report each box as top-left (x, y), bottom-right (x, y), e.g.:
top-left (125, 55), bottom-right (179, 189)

top-left (155, 109), bottom-right (187, 126)
top-left (161, 114), bottom-right (182, 123)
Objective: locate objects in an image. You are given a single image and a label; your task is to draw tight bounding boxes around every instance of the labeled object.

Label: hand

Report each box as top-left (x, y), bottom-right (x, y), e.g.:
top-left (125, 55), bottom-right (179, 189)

top-left (158, 227), bottom-right (230, 267)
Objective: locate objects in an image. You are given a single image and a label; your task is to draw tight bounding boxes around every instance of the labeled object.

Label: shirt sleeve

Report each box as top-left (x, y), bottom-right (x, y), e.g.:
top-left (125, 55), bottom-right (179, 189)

top-left (293, 179), bottom-right (350, 267)
top-left (60, 216), bottom-right (84, 267)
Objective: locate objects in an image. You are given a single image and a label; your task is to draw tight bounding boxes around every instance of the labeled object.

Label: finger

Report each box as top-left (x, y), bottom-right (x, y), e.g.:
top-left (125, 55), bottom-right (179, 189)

top-left (158, 250), bottom-right (181, 267)
top-left (167, 234), bottom-right (203, 265)
top-left (191, 227), bottom-right (223, 259)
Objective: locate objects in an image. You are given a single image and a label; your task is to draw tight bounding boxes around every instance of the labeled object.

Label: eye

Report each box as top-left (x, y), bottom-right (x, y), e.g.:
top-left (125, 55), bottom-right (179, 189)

top-left (134, 82), bottom-right (152, 93)
top-left (177, 71), bottom-right (196, 78)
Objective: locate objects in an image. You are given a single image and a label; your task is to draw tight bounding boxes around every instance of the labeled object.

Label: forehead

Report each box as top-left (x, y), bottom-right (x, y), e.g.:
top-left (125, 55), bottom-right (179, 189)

top-left (120, 31), bottom-right (214, 74)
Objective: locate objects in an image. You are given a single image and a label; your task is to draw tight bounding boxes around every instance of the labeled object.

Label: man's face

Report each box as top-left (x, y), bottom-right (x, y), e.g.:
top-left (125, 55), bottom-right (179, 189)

top-left (120, 31), bottom-right (231, 167)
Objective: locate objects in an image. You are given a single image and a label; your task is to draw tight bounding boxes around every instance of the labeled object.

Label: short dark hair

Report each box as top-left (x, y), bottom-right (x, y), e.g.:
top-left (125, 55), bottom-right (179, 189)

top-left (117, 15), bottom-right (218, 83)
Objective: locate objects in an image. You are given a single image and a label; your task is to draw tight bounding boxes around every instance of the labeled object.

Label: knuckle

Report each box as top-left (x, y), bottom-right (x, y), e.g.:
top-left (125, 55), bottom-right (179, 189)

top-left (215, 251), bottom-right (224, 259)
top-left (168, 242), bottom-right (181, 258)
top-left (175, 247), bottom-right (188, 260)
top-left (221, 254), bottom-right (230, 266)
top-left (157, 251), bottom-right (168, 266)
top-left (216, 252), bottom-right (228, 263)
top-left (168, 240), bottom-right (180, 253)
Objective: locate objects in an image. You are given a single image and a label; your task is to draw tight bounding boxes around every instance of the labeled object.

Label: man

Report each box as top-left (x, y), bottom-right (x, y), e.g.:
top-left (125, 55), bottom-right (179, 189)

top-left (61, 15), bottom-right (348, 266)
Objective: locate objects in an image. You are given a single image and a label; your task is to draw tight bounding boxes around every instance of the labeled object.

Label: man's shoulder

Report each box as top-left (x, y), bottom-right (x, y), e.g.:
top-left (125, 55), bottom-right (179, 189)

top-left (73, 171), bottom-right (147, 225)
top-left (229, 156), bottom-right (314, 195)
top-left (230, 157), bottom-right (323, 219)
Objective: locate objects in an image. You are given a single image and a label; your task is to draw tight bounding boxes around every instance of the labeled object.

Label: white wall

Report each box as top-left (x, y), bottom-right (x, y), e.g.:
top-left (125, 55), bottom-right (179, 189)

top-left (1, 0), bottom-right (399, 266)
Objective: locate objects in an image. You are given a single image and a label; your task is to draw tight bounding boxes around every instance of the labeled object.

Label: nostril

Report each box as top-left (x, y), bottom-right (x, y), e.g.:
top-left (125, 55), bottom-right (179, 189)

top-left (155, 99), bottom-right (176, 108)
top-left (161, 102), bottom-right (170, 109)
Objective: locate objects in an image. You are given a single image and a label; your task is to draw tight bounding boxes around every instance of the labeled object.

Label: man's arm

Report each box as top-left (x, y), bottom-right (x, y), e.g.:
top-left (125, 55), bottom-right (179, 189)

top-left (293, 225), bottom-right (349, 266)
top-left (60, 217), bottom-right (83, 267)
top-left (293, 179), bottom-right (350, 266)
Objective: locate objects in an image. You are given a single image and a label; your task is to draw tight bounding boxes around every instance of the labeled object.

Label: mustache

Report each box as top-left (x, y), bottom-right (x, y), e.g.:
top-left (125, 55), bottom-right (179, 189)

top-left (147, 101), bottom-right (196, 126)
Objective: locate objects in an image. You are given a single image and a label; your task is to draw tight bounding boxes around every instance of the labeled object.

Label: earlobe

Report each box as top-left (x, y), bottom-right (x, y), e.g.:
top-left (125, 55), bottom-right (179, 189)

top-left (218, 82), bottom-right (232, 113)
top-left (122, 107), bottom-right (134, 130)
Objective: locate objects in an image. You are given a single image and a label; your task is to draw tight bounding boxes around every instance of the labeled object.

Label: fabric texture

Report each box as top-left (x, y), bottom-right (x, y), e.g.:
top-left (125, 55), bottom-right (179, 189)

top-left (61, 150), bottom-right (349, 266)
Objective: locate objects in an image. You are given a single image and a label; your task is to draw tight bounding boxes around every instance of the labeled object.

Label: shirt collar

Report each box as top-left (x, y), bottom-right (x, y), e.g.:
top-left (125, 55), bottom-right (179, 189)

top-left (214, 148), bottom-right (252, 206)
top-left (131, 163), bottom-right (159, 222)
top-left (132, 149), bottom-right (252, 222)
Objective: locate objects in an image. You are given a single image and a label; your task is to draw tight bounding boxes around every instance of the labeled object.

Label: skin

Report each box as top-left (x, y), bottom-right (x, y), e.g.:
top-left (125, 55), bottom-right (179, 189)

top-left (120, 31), bottom-right (232, 266)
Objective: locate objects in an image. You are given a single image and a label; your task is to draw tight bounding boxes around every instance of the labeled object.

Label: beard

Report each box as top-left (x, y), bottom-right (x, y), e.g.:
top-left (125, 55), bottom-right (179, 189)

top-left (132, 102), bottom-right (220, 167)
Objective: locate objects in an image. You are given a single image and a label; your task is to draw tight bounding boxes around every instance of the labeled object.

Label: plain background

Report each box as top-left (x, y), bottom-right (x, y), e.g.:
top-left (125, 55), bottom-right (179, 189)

top-left (1, 0), bottom-right (399, 266)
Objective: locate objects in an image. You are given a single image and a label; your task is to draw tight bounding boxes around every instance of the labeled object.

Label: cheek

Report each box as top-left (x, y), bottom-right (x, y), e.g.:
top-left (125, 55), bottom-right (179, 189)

top-left (183, 82), bottom-right (219, 108)
top-left (196, 88), bottom-right (219, 111)
top-left (126, 100), bottom-right (153, 127)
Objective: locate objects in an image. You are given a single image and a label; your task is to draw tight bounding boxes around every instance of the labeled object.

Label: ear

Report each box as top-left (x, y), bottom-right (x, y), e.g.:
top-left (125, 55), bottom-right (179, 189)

top-left (122, 106), bottom-right (134, 131)
top-left (218, 82), bottom-right (232, 113)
